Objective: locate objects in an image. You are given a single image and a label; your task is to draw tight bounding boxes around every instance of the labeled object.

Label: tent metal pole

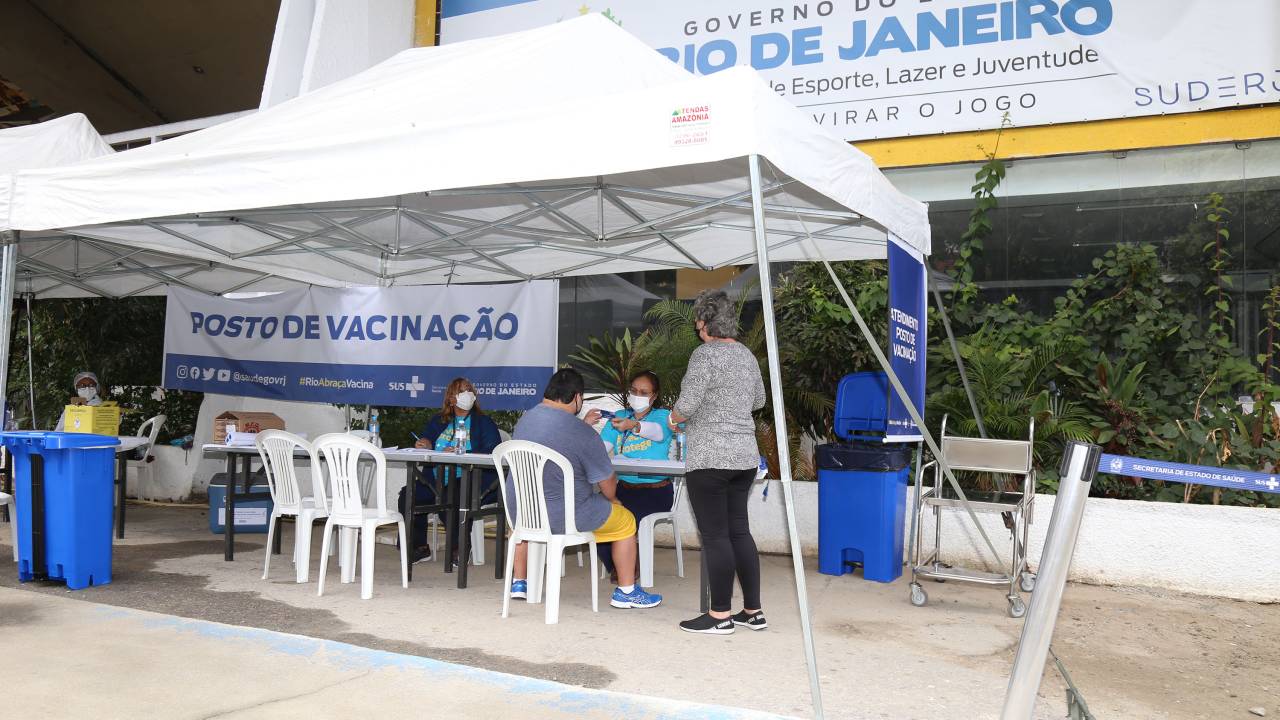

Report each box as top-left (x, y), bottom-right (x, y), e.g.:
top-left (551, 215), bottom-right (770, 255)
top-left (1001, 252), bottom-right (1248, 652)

top-left (0, 237), bottom-right (17, 429)
top-left (25, 293), bottom-right (35, 427)
top-left (930, 283), bottom-right (986, 438)
top-left (748, 155), bottom-right (825, 720)
top-left (596, 176), bottom-right (604, 241)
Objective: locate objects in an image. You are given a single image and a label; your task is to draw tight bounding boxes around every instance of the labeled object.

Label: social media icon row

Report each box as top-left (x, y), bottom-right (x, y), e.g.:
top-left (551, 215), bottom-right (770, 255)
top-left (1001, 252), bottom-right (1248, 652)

top-left (174, 365), bottom-right (229, 382)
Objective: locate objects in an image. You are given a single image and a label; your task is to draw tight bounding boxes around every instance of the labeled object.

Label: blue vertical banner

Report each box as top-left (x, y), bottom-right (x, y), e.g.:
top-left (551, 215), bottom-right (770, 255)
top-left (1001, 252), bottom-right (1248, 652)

top-left (885, 234), bottom-right (927, 442)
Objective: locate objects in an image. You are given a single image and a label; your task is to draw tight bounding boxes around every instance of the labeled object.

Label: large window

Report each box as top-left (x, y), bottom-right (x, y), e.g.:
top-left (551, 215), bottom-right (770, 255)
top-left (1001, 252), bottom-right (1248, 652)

top-left (892, 140), bottom-right (1280, 360)
top-left (557, 271), bottom-right (676, 360)
top-left (554, 140), bottom-right (1280, 363)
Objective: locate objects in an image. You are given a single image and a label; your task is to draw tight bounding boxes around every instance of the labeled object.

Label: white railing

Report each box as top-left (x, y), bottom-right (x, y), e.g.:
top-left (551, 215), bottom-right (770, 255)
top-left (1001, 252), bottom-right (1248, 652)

top-left (103, 110), bottom-right (256, 149)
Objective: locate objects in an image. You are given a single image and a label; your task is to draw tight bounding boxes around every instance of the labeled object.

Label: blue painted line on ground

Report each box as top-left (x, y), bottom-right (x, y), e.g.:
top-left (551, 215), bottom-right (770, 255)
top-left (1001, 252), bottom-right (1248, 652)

top-left (91, 604), bottom-right (790, 720)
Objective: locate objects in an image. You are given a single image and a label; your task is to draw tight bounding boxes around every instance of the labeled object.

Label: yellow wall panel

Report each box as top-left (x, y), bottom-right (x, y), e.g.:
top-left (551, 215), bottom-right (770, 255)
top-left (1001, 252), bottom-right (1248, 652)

top-left (414, 0), bottom-right (438, 47)
top-left (857, 106), bottom-right (1280, 169)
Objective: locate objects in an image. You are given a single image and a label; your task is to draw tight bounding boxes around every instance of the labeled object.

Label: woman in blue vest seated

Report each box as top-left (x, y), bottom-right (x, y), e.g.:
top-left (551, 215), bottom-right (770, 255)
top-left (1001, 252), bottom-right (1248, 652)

top-left (597, 370), bottom-right (676, 582)
top-left (397, 377), bottom-right (501, 562)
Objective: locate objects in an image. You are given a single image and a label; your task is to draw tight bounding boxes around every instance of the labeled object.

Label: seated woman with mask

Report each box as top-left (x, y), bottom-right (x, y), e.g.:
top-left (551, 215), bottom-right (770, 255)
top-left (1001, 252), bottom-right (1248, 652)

top-left (53, 371), bottom-right (103, 431)
top-left (597, 370), bottom-right (675, 582)
top-left (397, 377), bottom-right (501, 562)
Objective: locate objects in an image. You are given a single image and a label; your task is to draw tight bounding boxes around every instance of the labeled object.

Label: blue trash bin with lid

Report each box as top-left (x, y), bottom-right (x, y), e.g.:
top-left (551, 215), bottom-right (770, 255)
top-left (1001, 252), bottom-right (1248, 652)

top-left (817, 372), bottom-right (914, 583)
top-left (0, 431), bottom-right (119, 589)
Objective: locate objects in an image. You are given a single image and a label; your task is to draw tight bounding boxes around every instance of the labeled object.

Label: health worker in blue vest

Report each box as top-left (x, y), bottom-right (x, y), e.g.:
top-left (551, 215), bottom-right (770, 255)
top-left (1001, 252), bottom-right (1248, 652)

top-left (597, 370), bottom-right (675, 581)
top-left (397, 377), bottom-right (501, 562)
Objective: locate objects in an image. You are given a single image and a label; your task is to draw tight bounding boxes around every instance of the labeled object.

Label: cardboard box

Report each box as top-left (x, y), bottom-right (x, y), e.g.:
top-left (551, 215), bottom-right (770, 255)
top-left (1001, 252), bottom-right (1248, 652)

top-left (65, 404), bottom-right (122, 435)
top-left (212, 411), bottom-right (285, 444)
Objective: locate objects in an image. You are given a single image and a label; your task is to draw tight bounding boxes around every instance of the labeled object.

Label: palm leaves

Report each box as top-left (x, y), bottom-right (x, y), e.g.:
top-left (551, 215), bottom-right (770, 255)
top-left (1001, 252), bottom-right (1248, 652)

top-left (931, 333), bottom-right (1091, 478)
top-left (1059, 353), bottom-right (1151, 451)
top-left (640, 299), bottom-right (702, 407)
top-left (571, 281), bottom-right (829, 479)
top-left (567, 328), bottom-right (651, 408)
top-left (756, 418), bottom-right (816, 482)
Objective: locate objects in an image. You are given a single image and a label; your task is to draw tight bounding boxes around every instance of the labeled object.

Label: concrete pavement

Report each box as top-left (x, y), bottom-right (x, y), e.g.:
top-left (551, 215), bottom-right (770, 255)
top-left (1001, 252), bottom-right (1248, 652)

top-left (1, 504), bottom-right (1277, 719)
top-left (0, 586), bottom-right (787, 720)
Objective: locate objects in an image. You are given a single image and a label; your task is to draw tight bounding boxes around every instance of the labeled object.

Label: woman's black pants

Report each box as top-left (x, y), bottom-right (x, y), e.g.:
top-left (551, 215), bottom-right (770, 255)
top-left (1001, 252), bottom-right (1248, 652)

top-left (685, 467), bottom-right (761, 613)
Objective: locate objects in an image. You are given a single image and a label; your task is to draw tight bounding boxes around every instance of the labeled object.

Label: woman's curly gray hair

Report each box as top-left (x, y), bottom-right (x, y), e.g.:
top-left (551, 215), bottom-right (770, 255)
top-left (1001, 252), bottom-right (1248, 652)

top-left (692, 289), bottom-right (739, 339)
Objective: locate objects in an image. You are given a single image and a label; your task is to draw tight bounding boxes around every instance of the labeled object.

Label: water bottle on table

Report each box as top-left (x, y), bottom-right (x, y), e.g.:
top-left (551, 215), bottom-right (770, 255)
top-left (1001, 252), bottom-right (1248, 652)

top-left (454, 420), bottom-right (468, 455)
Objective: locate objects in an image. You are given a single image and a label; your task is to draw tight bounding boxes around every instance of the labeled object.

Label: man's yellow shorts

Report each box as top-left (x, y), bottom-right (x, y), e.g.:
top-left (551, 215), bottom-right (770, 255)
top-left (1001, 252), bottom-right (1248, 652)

top-left (593, 502), bottom-right (636, 543)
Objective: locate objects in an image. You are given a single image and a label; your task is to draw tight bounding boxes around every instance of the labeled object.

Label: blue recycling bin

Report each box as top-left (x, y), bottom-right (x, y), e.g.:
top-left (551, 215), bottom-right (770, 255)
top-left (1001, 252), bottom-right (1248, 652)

top-left (207, 480), bottom-right (273, 534)
top-left (817, 372), bottom-right (914, 583)
top-left (0, 431), bottom-right (119, 589)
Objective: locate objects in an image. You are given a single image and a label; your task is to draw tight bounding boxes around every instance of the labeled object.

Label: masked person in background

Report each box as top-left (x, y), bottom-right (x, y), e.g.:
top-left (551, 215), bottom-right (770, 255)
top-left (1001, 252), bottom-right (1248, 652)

top-left (70, 372), bottom-right (102, 407)
top-left (597, 370), bottom-right (675, 583)
top-left (54, 371), bottom-right (103, 431)
top-left (397, 377), bottom-right (501, 562)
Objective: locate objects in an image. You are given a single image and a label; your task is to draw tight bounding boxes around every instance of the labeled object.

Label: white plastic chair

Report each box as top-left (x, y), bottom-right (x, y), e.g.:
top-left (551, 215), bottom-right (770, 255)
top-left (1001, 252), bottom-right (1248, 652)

top-left (0, 490), bottom-right (16, 562)
top-left (346, 429), bottom-right (379, 505)
top-left (638, 479), bottom-right (686, 588)
top-left (468, 428), bottom-right (511, 565)
top-left (315, 433), bottom-right (407, 600)
top-left (257, 430), bottom-right (330, 583)
top-left (1, 447), bottom-right (14, 561)
top-left (494, 440), bottom-right (597, 624)
top-left (470, 506), bottom-right (494, 565)
top-left (127, 414), bottom-right (166, 494)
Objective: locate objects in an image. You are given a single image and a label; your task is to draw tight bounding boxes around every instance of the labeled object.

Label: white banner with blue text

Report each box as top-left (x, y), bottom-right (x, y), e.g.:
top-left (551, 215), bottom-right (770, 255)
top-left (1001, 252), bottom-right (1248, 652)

top-left (162, 283), bottom-right (558, 410)
top-left (441, 0), bottom-right (1280, 142)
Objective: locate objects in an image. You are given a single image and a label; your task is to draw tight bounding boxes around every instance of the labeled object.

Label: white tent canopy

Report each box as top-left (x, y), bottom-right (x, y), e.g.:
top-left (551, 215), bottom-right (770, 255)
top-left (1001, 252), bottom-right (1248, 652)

top-left (0, 112), bottom-right (111, 175)
top-left (3, 15), bottom-right (928, 297)
top-left (0, 113), bottom-right (112, 234)
top-left (0, 16), bottom-right (933, 718)
top-left (0, 116), bottom-right (300, 299)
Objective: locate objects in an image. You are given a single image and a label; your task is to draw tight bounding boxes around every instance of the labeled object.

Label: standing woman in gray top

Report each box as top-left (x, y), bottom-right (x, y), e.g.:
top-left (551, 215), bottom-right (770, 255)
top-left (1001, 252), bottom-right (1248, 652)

top-left (667, 290), bottom-right (768, 635)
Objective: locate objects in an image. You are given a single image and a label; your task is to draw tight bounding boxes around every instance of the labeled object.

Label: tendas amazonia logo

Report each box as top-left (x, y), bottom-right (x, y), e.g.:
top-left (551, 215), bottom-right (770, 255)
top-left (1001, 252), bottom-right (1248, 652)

top-left (671, 106), bottom-right (710, 124)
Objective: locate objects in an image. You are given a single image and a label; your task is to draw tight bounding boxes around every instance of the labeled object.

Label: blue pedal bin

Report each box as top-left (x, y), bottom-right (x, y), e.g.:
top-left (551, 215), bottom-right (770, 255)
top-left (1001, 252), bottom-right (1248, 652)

top-left (817, 441), bottom-right (912, 582)
top-left (817, 371), bottom-right (915, 583)
top-left (0, 431), bottom-right (119, 589)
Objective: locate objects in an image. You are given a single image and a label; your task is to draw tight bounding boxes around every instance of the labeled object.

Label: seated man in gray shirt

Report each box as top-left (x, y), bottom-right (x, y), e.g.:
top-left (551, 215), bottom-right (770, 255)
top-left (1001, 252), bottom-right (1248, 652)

top-left (506, 368), bottom-right (662, 609)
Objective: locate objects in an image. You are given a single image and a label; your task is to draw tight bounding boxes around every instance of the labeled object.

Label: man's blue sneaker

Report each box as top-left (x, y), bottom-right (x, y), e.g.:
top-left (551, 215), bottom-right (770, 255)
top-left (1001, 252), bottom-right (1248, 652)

top-left (610, 586), bottom-right (662, 609)
top-left (510, 579), bottom-right (528, 600)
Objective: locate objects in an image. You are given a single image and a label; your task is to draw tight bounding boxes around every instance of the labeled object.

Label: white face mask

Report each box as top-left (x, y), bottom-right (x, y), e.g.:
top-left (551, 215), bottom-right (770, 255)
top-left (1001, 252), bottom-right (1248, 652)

top-left (77, 386), bottom-right (98, 401)
top-left (454, 391), bottom-right (476, 411)
top-left (628, 395), bottom-right (652, 413)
